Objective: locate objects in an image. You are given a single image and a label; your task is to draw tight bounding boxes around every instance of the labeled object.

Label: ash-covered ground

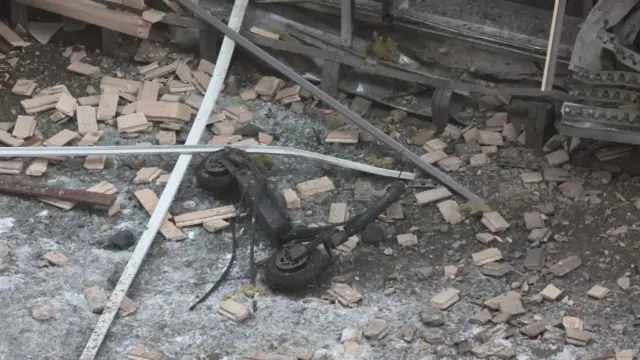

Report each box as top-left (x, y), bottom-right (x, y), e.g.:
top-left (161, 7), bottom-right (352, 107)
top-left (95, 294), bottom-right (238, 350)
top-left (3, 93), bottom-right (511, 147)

top-left (0, 24), bottom-right (639, 360)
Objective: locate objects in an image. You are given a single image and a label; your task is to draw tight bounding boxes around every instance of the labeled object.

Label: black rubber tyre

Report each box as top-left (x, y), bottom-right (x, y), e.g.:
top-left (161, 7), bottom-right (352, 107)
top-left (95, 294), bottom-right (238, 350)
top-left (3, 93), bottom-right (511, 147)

top-left (263, 248), bottom-right (330, 292)
top-left (194, 154), bottom-right (235, 193)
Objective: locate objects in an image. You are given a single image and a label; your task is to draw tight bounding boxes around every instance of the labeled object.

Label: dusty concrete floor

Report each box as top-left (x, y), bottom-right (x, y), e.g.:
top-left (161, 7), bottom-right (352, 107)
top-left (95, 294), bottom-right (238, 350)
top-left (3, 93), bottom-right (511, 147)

top-left (0, 21), bottom-right (639, 360)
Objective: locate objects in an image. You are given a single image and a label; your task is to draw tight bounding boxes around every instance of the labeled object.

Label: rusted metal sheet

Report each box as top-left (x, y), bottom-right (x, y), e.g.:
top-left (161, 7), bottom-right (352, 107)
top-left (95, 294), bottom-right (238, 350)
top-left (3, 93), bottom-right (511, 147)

top-left (0, 177), bottom-right (116, 207)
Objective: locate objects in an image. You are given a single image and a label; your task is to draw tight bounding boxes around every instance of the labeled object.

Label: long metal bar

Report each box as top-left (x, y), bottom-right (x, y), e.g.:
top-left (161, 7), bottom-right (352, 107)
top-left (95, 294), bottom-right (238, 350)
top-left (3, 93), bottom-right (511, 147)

top-left (0, 145), bottom-right (415, 180)
top-left (77, 0), bottom-right (250, 358)
top-left (0, 177), bottom-right (116, 206)
top-left (541, 0), bottom-right (567, 91)
top-left (176, 0), bottom-right (483, 203)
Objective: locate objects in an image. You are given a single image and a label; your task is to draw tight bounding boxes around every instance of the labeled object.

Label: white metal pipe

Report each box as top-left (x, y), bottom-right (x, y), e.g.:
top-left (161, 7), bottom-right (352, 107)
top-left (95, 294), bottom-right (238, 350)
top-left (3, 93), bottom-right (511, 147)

top-left (77, 0), bottom-right (250, 358)
top-left (541, 0), bottom-right (567, 91)
top-left (0, 145), bottom-right (415, 180)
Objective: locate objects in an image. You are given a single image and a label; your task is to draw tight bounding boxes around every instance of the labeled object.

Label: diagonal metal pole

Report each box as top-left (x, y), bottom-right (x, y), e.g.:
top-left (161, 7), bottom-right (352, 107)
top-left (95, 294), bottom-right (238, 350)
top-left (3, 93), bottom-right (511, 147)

top-left (176, 0), bottom-right (482, 204)
top-left (77, 0), bottom-right (250, 358)
top-left (541, 0), bottom-right (567, 91)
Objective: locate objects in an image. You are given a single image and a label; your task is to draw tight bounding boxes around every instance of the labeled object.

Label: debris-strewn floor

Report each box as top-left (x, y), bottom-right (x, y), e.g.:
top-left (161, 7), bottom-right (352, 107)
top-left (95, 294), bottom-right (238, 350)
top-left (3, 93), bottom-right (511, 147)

top-left (0, 26), bottom-right (639, 360)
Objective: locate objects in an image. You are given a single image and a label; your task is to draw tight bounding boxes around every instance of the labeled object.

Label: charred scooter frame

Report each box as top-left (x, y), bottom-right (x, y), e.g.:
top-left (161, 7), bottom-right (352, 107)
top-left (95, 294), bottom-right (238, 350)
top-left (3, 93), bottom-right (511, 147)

top-left (194, 147), bottom-right (405, 291)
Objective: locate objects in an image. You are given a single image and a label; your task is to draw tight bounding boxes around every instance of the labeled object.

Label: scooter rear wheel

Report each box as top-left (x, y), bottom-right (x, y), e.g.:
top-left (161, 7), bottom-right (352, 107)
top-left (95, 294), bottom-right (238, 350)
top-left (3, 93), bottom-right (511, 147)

top-left (263, 247), bottom-right (329, 292)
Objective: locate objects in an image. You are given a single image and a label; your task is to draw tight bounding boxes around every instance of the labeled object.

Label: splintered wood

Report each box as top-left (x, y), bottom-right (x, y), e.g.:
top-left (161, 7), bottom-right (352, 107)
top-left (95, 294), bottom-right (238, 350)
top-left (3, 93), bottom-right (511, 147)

top-left (39, 181), bottom-right (119, 216)
top-left (173, 206), bottom-right (236, 227)
top-left (134, 189), bottom-right (186, 241)
top-left (44, 129), bottom-right (78, 146)
top-left (134, 167), bottom-right (164, 184)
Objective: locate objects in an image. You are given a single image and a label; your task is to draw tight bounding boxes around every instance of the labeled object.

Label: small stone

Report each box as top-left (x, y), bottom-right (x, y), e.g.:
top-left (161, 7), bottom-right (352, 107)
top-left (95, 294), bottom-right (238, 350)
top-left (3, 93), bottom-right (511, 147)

top-left (420, 306), bottom-right (445, 326)
top-left (343, 341), bottom-right (361, 355)
top-left (520, 172), bottom-right (543, 184)
top-left (558, 181), bottom-right (584, 199)
top-left (475, 232), bottom-right (495, 243)
top-left (492, 312), bottom-right (511, 324)
top-left (402, 326), bottom-right (416, 342)
top-left (470, 309), bottom-right (492, 325)
top-left (384, 287), bottom-right (396, 295)
top-left (397, 233), bottom-right (418, 247)
top-left (524, 248), bottom-right (545, 270)
top-left (536, 203), bottom-right (555, 215)
top-left (340, 327), bottom-right (363, 343)
top-left (40, 251), bottom-right (68, 266)
top-left (444, 265), bottom-right (458, 278)
top-left (104, 230), bottom-right (136, 250)
top-left (617, 276), bottom-right (631, 290)
top-left (478, 130), bottom-right (503, 146)
top-left (540, 284), bottom-right (562, 300)
top-left (414, 266), bottom-right (434, 280)
top-left (616, 350), bottom-right (634, 360)
top-left (363, 319), bottom-right (389, 339)
top-left (528, 228), bottom-right (551, 242)
top-left (383, 247), bottom-right (393, 255)
top-left (469, 153), bottom-right (489, 167)
top-left (587, 285), bottom-right (610, 299)
top-left (523, 212), bottom-right (544, 229)
top-left (421, 328), bottom-right (445, 344)
top-left (431, 288), bottom-right (460, 310)
top-left (499, 298), bottom-right (525, 315)
top-left (30, 303), bottom-right (56, 321)
top-left (481, 262), bottom-right (512, 277)
top-left (84, 286), bottom-right (108, 314)
top-left (472, 248), bottom-right (502, 266)
top-left (546, 149), bottom-right (570, 166)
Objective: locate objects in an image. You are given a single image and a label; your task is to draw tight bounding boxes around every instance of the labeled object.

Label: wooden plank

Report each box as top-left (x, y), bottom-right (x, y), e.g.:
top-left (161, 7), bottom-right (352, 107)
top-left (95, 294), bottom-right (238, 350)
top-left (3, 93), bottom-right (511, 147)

top-left (13, 0), bottom-right (152, 39)
top-left (133, 189), bottom-right (186, 241)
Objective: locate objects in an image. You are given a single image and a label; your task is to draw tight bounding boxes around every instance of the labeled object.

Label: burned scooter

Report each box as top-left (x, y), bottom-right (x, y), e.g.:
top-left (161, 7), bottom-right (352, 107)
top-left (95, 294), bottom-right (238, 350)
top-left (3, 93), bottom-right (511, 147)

top-left (194, 147), bottom-right (405, 292)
